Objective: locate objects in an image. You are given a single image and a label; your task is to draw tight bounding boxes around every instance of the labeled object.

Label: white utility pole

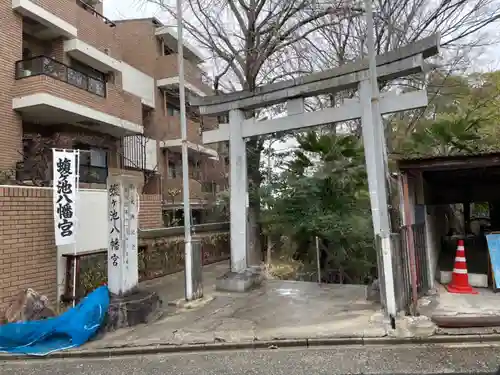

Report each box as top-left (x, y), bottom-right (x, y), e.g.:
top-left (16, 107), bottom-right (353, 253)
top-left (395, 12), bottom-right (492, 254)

top-left (176, 0), bottom-right (193, 301)
top-left (363, 0), bottom-right (396, 319)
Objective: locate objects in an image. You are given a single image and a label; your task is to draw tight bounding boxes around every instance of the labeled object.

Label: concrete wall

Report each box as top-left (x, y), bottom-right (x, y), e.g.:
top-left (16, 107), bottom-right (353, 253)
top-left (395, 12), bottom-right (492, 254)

top-left (120, 62), bottom-right (155, 108)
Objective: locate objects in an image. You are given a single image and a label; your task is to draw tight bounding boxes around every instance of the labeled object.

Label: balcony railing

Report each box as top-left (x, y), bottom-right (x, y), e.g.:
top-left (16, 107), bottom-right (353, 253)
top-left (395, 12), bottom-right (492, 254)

top-left (15, 56), bottom-right (106, 97)
top-left (79, 165), bottom-right (108, 184)
top-left (76, 0), bottom-right (116, 27)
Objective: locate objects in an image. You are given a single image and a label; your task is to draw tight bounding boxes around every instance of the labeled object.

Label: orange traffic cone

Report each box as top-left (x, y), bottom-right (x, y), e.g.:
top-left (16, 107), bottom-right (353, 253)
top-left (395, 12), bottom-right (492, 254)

top-left (446, 239), bottom-right (478, 295)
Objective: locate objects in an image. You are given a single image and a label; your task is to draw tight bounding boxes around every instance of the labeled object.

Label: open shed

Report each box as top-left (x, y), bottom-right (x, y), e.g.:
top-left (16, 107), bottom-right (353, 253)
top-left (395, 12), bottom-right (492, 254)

top-left (396, 151), bottom-right (500, 291)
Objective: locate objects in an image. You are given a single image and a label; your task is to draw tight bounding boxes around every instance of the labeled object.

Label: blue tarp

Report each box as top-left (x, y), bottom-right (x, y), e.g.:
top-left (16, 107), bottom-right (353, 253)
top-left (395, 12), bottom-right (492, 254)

top-left (0, 286), bottom-right (110, 356)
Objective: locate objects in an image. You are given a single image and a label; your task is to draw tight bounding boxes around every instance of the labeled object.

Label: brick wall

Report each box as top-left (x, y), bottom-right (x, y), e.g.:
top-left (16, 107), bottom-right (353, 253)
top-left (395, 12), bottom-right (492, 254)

top-left (0, 186), bottom-right (56, 311)
top-left (0, 187), bottom-right (164, 311)
top-left (156, 54), bottom-right (212, 95)
top-left (31, 0), bottom-right (77, 27)
top-left (0, 0), bottom-right (23, 170)
top-left (114, 20), bottom-right (158, 77)
top-left (75, 4), bottom-right (121, 60)
top-left (139, 194), bottom-right (163, 229)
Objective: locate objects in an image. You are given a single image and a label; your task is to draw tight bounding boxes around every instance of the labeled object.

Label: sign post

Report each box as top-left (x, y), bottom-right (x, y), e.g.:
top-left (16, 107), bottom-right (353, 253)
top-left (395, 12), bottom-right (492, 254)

top-left (107, 175), bottom-right (140, 296)
top-left (52, 149), bottom-right (80, 306)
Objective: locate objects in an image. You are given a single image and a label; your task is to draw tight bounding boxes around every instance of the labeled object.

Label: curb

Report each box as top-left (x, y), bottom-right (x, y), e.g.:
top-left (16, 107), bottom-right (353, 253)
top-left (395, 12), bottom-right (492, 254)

top-left (2, 334), bottom-right (500, 361)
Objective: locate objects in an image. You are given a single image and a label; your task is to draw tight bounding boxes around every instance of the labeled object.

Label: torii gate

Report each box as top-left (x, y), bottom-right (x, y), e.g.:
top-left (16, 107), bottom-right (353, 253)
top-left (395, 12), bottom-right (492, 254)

top-left (190, 34), bottom-right (440, 313)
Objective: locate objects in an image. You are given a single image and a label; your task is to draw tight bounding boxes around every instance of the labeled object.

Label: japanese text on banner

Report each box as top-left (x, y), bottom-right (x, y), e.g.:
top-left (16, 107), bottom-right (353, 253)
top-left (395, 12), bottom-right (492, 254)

top-left (124, 184), bottom-right (138, 270)
top-left (108, 182), bottom-right (121, 267)
top-left (53, 150), bottom-right (77, 246)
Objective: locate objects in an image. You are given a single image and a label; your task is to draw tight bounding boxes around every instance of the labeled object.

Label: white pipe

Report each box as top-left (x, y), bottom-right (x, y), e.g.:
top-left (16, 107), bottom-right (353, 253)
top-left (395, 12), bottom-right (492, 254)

top-left (177, 0), bottom-right (193, 301)
top-left (72, 149), bottom-right (80, 307)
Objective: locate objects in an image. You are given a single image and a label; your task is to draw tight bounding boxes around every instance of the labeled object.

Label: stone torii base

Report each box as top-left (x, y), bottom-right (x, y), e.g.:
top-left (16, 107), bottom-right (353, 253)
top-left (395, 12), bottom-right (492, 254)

top-left (216, 266), bottom-right (264, 292)
top-left (102, 289), bottom-right (163, 333)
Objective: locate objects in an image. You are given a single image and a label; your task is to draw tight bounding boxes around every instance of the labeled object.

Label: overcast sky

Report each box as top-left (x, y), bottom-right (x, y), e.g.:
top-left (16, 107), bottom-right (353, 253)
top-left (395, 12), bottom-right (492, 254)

top-left (104, 0), bottom-right (161, 21)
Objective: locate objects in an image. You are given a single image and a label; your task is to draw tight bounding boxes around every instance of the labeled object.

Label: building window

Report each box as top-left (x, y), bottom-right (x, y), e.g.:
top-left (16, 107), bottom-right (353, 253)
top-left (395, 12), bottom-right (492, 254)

top-left (70, 59), bottom-right (106, 82)
top-left (106, 72), bottom-right (115, 84)
top-left (74, 143), bottom-right (108, 184)
top-left (167, 105), bottom-right (180, 117)
top-left (22, 47), bottom-right (33, 71)
top-left (217, 114), bottom-right (229, 123)
top-left (168, 160), bottom-right (178, 178)
top-left (23, 48), bottom-right (32, 60)
top-left (163, 44), bottom-right (174, 56)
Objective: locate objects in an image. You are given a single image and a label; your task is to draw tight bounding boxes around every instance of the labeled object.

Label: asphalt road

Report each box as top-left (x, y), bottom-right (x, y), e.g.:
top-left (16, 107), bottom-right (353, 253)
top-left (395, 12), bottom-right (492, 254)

top-left (1, 343), bottom-right (500, 375)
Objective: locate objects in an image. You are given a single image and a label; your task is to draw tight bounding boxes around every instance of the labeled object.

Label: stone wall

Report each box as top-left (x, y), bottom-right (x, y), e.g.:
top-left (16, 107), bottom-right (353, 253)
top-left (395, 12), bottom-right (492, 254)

top-left (78, 231), bottom-right (229, 298)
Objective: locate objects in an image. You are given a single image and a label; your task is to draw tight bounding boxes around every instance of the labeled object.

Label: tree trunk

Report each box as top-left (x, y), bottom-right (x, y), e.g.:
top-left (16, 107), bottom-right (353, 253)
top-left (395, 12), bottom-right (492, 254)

top-left (246, 137), bottom-right (263, 267)
top-left (247, 203), bottom-right (262, 266)
top-left (266, 235), bottom-right (272, 266)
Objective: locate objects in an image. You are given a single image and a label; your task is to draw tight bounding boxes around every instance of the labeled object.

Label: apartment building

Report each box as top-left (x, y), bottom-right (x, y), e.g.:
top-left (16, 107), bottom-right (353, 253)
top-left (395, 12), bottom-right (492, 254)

top-left (113, 17), bottom-right (228, 223)
top-left (1, 0), bottom-right (226, 220)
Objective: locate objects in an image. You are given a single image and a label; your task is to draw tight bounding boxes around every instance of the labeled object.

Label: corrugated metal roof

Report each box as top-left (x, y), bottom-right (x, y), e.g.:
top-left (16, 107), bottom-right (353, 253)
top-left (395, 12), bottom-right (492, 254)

top-left (391, 150), bottom-right (500, 163)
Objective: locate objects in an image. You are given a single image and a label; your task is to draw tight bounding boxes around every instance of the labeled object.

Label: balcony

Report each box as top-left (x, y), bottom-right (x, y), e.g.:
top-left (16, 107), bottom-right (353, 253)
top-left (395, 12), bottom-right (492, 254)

top-left (16, 56), bottom-right (106, 96)
top-left (156, 54), bottom-right (212, 97)
top-left (163, 116), bottom-right (202, 142)
top-left (67, 0), bottom-right (122, 71)
top-left (76, 0), bottom-right (115, 28)
top-left (13, 0), bottom-right (77, 40)
top-left (160, 139), bottom-right (218, 159)
top-left (63, 38), bottom-right (122, 74)
top-left (163, 177), bottom-right (211, 207)
top-left (158, 115), bottom-right (218, 158)
top-left (155, 26), bottom-right (204, 65)
top-left (13, 56), bottom-right (143, 136)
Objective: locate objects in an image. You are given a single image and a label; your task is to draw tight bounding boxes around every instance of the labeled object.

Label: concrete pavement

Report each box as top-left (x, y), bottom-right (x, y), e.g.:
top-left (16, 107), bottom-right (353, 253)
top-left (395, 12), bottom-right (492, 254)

top-left (80, 261), bottom-right (391, 351)
top-left (85, 263), bottom-right (389, 350)
top-left (420, 284), bottom-right (500, 319)
top-left (2, 343), bottom-right (500, 374)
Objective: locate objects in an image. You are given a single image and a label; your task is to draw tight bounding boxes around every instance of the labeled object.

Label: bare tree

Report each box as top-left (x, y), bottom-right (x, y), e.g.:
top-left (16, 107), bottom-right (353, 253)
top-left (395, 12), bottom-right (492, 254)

top-left (299, 0), bottom-right (500, 138)
top-left (142, 0), bottom-right (351, 263)
top-left (139, 0), bottom-right (500, 262)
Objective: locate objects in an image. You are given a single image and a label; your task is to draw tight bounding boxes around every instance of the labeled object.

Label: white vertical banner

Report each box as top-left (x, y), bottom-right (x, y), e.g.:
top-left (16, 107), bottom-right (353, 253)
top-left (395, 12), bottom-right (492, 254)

top-left (53, 149), bottom-right (78, 246)
top-left (107, 177), bottom-right (124, 295)
top-left (124, 182), bottom-right (139, 292)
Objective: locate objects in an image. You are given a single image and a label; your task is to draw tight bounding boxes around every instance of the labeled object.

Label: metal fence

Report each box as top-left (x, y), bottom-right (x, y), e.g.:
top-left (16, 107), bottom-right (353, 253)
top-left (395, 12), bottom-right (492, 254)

top-left (394, 223), bottom-right (430, 314)
top-left (390, 232), bottom-right (411, 313)
top-left (401, 223), bottom-right (430, 295)
top-left (375, 235), bottom-right (387, 310)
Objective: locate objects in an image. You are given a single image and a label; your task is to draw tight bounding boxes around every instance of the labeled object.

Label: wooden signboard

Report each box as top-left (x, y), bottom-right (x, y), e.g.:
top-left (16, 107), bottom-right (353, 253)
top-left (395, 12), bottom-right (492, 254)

top-left (485, 233), bottom-right (500, 293)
